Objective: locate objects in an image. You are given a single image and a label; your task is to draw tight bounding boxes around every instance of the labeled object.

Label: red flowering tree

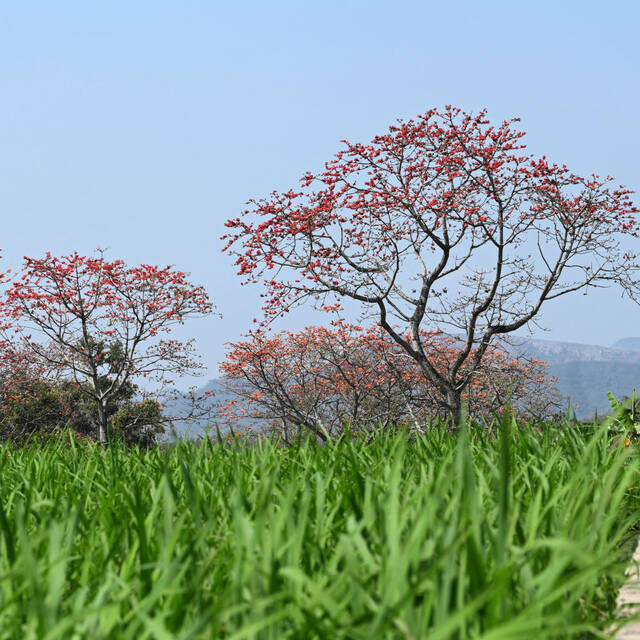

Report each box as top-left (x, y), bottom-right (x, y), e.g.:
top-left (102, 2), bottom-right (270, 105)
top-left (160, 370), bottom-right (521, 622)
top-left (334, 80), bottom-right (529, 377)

top-left (223, 106), bottom-right (639, 425)
top-left (0, 250), bottom-right (217, 444)
top-left (219, 323), bottom-right (561, 441)
top-left (220, 323), bottom-right (415, 441)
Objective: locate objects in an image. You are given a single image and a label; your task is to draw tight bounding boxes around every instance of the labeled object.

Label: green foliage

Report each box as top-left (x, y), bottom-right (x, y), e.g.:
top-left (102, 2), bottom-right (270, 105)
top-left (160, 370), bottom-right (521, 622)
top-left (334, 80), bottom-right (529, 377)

top-left (604, 391), bottom-right (640, 438)
top-left (0, 379), bottom-right (66, 440)
top-left (0, 421), bottom-right (638, 638)
top-left (0, 375), bottom-right (166, 446)
top-left (110, 398), bottom-right (165, 448)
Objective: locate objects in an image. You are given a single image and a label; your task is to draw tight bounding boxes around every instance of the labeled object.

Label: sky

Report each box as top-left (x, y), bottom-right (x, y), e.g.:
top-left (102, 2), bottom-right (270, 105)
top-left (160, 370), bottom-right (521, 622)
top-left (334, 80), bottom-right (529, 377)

top-left (1, 0), bottom-right (639, 388)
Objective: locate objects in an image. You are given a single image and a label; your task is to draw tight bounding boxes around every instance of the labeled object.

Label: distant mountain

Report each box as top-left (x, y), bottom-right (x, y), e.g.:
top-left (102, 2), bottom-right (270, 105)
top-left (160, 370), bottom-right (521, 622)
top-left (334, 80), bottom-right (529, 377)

top-left (503, 336), bottom-right (640, 419)
top-left (161, 379), bottom-right (235, 441)
top-left (166, 336), bottom-right (640, 438)
top-left (612, 337), bottom-right (640, 351)
top-left (162, 378), bottom-right (263, 441)
top-left (504, 336), bottom-right (640, 365)
top-left (549, 361), bottom-right (640, 418)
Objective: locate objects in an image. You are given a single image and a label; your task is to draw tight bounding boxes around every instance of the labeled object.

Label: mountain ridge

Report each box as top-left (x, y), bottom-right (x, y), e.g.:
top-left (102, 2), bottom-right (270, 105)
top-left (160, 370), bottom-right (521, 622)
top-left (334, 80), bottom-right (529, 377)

top-left (483, 335), bottom-right (640, 418)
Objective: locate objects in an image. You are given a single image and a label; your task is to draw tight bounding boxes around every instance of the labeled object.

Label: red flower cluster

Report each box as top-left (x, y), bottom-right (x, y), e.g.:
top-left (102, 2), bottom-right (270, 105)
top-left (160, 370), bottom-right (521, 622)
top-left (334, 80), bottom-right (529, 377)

top-left (219, 322), bottom-right (560, 440)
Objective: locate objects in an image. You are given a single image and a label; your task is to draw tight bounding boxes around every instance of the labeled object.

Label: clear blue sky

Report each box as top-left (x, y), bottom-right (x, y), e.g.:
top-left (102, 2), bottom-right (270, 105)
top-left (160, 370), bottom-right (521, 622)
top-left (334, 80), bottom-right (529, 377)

top-left (1, 0), bottom-right (638, 386)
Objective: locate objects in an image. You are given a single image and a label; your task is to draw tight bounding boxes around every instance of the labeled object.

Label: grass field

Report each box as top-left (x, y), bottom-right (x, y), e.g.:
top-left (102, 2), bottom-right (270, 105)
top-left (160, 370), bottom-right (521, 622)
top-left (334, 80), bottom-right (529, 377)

top-left (0, 419), bottom-right (638, 639)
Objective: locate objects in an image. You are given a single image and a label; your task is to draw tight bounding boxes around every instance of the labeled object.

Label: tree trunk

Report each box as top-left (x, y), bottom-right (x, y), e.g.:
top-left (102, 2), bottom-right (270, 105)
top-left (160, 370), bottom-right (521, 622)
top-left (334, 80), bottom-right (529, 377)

top-left (97, 402), bottom-right (108, 445)
top-left (446, 387), bottom-right (462, 430)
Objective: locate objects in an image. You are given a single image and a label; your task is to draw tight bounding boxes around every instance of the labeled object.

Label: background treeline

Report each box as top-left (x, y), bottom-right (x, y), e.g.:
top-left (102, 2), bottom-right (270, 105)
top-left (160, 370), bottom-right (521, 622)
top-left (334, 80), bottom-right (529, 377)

top-left (0, 355), bottom-right (165, 446)
top-left (0, 322), bottom-right (566, 446)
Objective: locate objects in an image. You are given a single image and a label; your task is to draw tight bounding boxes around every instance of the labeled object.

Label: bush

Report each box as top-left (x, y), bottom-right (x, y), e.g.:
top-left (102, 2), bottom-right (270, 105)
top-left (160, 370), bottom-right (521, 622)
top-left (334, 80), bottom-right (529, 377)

top-left (0, 372), bottom-right (166, 446)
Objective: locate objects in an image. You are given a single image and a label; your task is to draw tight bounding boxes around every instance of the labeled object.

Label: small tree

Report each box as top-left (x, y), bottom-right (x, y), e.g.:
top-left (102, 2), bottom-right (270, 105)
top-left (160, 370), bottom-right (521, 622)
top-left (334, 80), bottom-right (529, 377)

top-left (219, 323), bottom-right (560, 441)
top-left (0, 371), bottom-right (166, 446)
top-left (223, 106), bottom-right (639, 425)
top-left (1, 250), bottom-right (217, 444)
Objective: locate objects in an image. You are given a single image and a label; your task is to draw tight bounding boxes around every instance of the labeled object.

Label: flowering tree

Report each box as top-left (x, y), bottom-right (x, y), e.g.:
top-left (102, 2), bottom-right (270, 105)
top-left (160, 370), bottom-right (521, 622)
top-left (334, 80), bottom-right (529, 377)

top-left (223, 106), bottom-right (639, 424)
top-left (1, 250), bottom-right (217, 444)
top-left (220, 323), bottom-right (413, 441)
top-left (219, 323), bottom-right (560, 441)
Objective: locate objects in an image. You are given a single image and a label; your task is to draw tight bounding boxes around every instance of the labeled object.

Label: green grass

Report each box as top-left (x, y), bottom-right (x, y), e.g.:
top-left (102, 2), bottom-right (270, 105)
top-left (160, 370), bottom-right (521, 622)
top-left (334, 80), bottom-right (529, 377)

top-left (0, 419), bottom-right (638, 639)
